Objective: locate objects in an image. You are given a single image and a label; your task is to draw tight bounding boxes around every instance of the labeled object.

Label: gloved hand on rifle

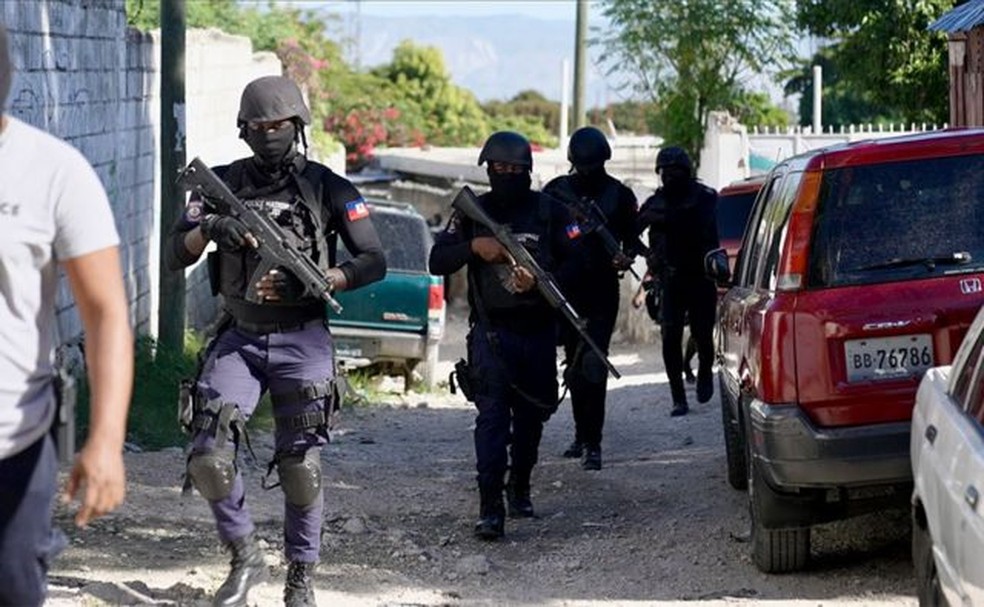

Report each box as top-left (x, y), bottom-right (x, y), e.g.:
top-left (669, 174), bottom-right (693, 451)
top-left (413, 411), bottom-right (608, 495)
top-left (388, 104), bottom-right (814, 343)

top-left (201, 214), bottom-right (255, 252)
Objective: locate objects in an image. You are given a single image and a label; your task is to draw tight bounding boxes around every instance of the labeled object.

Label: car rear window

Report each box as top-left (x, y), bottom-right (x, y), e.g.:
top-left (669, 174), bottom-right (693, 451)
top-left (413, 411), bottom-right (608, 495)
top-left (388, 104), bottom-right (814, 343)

top-left (717, 191), bottom-right (757, 240)
top-left (808, 153), bottom-right (984, 288)
top-left (336, 208), bottom-right (433, 272)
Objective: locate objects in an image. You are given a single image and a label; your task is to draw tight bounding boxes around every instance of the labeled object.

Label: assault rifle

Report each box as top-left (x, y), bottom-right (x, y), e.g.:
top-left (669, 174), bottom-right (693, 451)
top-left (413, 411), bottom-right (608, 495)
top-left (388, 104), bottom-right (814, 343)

top-left (549, 180), bottom-right (643, 281)
top-left (176, 157), bottom-right (343, 313)
top-left (452, 186), bottom-right (620, 379)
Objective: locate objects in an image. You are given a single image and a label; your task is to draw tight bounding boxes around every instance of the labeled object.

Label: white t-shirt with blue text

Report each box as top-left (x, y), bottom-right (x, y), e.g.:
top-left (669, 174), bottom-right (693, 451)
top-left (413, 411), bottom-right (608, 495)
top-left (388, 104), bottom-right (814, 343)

top-left (0, 116), bottom-right (120, 458)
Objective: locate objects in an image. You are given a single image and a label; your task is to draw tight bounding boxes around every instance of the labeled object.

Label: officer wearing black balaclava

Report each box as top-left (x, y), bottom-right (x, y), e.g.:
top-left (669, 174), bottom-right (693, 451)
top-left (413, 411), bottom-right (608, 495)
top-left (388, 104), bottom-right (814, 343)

top-left (166, 75), bottom-right (385, 607)
top-left (430, 131), bottom-right (578, 541)
top-left (637, 146), bottom-right (721, 416)
top-left (543, 126), bottom-right (640, 471)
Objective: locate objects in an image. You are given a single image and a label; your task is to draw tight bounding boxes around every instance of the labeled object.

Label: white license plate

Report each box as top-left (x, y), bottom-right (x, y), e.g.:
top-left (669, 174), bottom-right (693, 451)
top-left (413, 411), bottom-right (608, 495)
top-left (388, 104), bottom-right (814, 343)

top-left (844, 334), bottom-right (934, 382)
top-left (334, 341), bottom-right (363, 358)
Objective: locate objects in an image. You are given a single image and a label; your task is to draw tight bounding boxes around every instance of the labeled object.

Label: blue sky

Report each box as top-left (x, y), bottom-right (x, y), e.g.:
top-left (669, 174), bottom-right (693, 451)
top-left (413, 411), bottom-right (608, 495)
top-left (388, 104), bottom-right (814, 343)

top-left (285, 1), bottom-right (597, 21)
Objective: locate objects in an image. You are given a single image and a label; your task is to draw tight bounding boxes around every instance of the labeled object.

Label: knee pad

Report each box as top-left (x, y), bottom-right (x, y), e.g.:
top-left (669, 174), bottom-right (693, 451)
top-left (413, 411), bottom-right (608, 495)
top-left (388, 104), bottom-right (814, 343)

top-left (277, 449), bottom-right (322, 507)
top-left (187, 448), bottom-right (236, 501)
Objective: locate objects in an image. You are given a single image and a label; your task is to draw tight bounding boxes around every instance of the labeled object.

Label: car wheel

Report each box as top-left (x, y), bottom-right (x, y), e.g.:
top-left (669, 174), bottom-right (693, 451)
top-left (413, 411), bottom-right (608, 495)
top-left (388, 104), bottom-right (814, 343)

top-left (913, 505), bottom-right (948, 607)
top-left (419, 342), bottom-right (440, 390)
top-left (721, 375), bottom-right (747, 491)
top-left (747, 425), bottom-right (810, 573)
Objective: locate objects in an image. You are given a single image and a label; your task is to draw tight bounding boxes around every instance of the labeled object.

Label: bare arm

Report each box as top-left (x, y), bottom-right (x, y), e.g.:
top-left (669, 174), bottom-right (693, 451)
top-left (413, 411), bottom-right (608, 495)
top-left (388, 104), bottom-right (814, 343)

top-left (61, 245), bottom-right (133, 526)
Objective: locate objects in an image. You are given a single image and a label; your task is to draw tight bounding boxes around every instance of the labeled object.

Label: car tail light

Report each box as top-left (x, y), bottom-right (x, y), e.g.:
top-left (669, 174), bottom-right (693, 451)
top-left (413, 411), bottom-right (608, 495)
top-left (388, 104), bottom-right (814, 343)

top-left (427, 276), bottom-right (445, 339)
top-left (428, 277), bottom-right (444, 312)
top-left (777, 169), bottom-right (822, 292)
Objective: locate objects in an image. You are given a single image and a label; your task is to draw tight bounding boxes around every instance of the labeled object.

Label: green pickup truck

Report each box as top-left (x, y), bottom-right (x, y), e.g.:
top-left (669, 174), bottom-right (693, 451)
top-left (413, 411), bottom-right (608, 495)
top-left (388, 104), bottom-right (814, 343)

top-left (328, 200), bottom-right (446, 388)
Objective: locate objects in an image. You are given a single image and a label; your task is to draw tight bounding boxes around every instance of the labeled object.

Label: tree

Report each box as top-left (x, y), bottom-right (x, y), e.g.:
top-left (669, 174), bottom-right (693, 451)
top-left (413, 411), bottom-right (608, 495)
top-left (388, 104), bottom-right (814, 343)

top-left (483, 90), bottom-right (560, 143)
top-left (793, 0), bottom-right (952, 125)
top-left (784, 50), bottom-right (902, 128)
top-left (728, 90), bottom-right (790, 128)
top-left (599, 0), bottom-right (795, 163)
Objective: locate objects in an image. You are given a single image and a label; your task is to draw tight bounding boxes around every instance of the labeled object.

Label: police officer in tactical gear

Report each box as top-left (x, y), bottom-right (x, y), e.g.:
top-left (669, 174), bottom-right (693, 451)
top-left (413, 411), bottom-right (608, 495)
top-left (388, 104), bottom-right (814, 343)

top-left (166, 75), bottom-right (386, 607)
top-left (637, 146), bottom-right (720, 417)
top-left (543, 126), bottom-right (639, 470)
top-left (430, 131), bottom-right (578, 540)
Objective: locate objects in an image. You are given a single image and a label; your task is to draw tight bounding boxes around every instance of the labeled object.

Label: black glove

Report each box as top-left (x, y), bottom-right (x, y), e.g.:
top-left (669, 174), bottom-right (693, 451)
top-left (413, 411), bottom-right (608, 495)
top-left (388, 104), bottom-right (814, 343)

top-left (704, 247), bottom-right (732, 286)
top-left (201, 215), bottom-right (252, 251)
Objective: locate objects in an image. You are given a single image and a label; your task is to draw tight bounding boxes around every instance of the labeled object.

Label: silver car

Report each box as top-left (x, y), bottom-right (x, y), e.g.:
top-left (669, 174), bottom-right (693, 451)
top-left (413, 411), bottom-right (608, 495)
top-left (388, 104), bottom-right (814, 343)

top-left (911, 303), bottom-right (984, 606)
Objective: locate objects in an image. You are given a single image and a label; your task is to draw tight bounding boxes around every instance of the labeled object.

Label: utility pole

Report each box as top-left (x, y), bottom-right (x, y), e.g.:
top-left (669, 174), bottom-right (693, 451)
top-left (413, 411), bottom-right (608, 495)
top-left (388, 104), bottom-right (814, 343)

top-left (572, 0), bottom-right (588, 129)
top-left (158, 0), bottom-right (186, 352)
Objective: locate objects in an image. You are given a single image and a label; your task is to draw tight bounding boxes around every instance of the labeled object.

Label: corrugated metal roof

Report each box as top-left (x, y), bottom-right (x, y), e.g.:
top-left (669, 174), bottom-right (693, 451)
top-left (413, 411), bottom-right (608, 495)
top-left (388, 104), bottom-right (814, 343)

top-left (930, 0), bottom-right (984, 33)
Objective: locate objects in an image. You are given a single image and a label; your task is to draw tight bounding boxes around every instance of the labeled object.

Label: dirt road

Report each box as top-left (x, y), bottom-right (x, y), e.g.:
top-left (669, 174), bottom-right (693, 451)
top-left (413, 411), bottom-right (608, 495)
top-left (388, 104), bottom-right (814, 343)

top-left (47, 310), bottom-right (916, 606)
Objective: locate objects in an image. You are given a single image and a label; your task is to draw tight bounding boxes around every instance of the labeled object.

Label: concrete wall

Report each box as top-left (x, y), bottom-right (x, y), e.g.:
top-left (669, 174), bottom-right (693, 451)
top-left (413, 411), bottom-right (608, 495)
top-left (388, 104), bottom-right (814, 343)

top-left (2, 1), bottom-right (157, 342)
top-left (179, 28), bottom-right (281, 331)
top-left (1, 1), bottom-right (283, 343)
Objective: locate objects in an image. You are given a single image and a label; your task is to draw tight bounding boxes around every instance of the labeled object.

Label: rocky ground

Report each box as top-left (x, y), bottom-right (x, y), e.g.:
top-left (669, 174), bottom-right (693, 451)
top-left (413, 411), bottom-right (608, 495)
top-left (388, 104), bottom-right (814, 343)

top-left (47, 309), bottom-right (917, 606)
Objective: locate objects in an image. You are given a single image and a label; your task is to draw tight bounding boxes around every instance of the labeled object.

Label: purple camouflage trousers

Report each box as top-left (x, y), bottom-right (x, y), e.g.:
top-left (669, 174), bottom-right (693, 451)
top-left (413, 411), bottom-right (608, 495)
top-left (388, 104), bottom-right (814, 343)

top-left (191, 321), bottom-right (333, 563)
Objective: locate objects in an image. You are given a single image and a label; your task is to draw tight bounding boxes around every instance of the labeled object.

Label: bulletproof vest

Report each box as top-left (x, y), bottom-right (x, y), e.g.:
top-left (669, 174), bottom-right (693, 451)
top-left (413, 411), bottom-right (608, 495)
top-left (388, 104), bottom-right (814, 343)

top-left (467, 191), bottom-right (553, 316)
top-left (557, 175), bottom-right (621, 271)
top-left (212, 159), bottom-right (332, 317)
top-left (658, 181), bottom-right (712, 276)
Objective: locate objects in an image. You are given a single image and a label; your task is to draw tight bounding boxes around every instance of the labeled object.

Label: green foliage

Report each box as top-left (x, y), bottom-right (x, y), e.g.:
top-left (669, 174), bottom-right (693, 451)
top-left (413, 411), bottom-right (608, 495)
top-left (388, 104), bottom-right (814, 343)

top-left (372, 41), bottom-right (490, 147)
top-left (728, 90), bottom-right (790, 128)
top-left (599, 0), bottom-right (796, 163)
top-left (784, 50), bottom-right (903, 127)
top-left (587, 100), bottom-right (659, 135)
top-left (792, 0), bottom-right (951, 125)
top-left (76, 333), bottom-right (203, 450)
top-left (483, 90), bottom-right (561, 143)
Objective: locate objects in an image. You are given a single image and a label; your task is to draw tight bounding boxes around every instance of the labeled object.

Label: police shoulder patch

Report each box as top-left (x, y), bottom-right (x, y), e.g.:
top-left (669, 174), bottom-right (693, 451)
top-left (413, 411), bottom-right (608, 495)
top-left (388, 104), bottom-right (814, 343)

top-left (345, 197), bottom-right (370, 221)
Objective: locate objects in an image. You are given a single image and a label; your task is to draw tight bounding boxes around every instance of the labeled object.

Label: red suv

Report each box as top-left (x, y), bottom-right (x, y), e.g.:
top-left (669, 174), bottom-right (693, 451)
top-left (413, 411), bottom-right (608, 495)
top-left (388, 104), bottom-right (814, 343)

top-left (717, 129), bottom-right (984, 572)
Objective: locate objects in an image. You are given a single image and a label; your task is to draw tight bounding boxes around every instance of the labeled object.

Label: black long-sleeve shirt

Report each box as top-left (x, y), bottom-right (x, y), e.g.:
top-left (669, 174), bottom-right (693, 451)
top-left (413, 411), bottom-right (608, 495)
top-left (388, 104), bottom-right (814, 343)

top-left (637, 180), bottom-right (720, 279)
top-left (167, 156), bottom-right (385, 301)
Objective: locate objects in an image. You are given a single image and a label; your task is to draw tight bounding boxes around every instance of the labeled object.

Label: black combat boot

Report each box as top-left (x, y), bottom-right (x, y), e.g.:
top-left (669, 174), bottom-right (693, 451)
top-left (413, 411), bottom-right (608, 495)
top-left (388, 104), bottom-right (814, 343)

top-left (696, 366), bottom-right (713, 403)
top-left (505, 470), bottom-right (535, 518)
top-left (473, 485), bottom-right (505, 540)
top-left (670, 380), bottom-right (689, 417)
top-left (284, 561), bottom-right (317, 607)
top-left (562, 440), bottom-right (583, 459)
top-left (581, 444), bottom-right (602, 470)
top-left (212, 533), bottom-right (267, 607)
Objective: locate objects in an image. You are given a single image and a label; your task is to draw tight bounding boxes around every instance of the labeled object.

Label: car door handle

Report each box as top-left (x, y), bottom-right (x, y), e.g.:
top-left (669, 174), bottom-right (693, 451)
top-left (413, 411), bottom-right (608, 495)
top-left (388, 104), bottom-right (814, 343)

top-left (966, 485), bottom-right (980, 510)
top-left (925, 424), bottom-right (937, 445)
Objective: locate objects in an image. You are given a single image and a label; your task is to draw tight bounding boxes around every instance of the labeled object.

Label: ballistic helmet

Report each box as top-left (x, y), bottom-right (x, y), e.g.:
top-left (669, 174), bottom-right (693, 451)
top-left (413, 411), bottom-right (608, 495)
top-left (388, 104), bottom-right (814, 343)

top-left (237, 75), bottom-right (311, 127)
top-left (655, 146), bottom-right (692, 173)
top-left (568, 126), bottom-right (611, 170)
top-left (478, 131), bottom-right (533, 169)
top-left (0, 24), bottom-right (11, 109)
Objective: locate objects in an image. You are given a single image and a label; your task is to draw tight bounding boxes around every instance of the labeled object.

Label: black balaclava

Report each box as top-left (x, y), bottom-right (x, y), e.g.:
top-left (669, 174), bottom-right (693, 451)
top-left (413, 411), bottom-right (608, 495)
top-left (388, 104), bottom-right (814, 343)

top-left (0, 24), bottom-right (11, 117)
top-left (488, 168), bottom-right (532, 203)
top-left (572, 163), bottom-right (606, 190)
top-left (245, 121), bottom-right (297, 169)
top-left (660, 165), bottom-right (691, 198)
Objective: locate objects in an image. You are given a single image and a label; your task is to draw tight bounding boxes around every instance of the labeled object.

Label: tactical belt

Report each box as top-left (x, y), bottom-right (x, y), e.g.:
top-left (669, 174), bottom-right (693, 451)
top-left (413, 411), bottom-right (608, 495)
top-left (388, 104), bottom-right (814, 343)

top-left (225, 298), bottom-right (324, 325)
top-left (233, 317), bottom-right (325, 335)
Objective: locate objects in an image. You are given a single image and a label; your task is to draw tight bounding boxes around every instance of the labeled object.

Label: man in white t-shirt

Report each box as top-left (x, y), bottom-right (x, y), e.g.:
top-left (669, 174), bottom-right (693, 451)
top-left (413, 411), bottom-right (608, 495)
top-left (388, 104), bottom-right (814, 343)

top-left (0, 23), bottom-right (133, 605)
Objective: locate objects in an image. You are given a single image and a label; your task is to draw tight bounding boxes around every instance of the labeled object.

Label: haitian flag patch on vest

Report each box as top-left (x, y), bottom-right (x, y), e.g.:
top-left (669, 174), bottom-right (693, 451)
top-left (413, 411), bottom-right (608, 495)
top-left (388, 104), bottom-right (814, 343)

top-left (346, 198), bottom-right (370, 221)
top-left (566, 222), bottom-right (582, 239)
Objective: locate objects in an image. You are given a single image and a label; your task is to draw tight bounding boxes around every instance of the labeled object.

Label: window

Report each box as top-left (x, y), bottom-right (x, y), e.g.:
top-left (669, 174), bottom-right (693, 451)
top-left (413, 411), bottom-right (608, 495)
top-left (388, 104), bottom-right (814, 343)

top-left (808, 154), bottom-right (984, 288)
top-left (737, 173), bottom-right (782, 288)
top-left (336, 208), bottom-right (432, 272)
top-left (716, 191), bottom-right (757, 241)
top-left (952, 328), bottom-right (984, 409)
top-left (758, 173), bottom-right (802, 290)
